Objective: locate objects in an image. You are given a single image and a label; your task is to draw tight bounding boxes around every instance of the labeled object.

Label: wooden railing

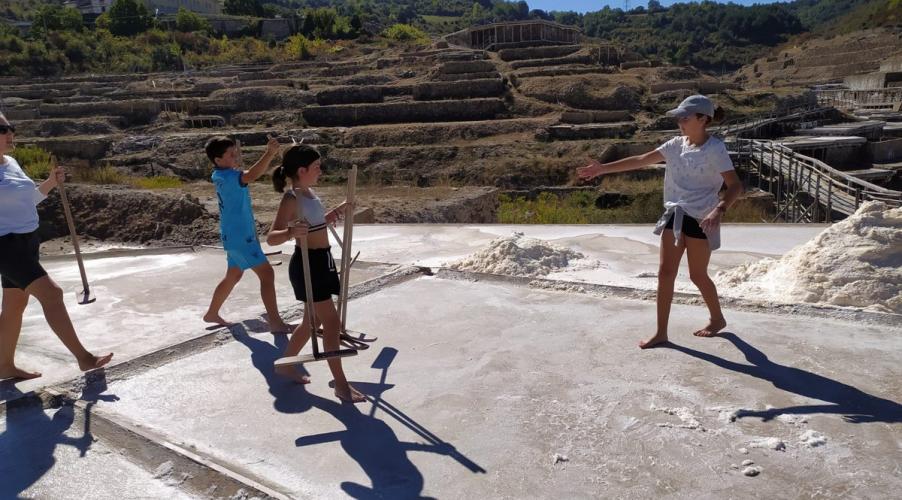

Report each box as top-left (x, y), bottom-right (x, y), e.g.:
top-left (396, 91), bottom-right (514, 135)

top-left (714, 104), bottom-right (832, 139)
top-left (731, 139), bottom-right (902, 222)
top-left (815, 88), bottom-right (902, 111)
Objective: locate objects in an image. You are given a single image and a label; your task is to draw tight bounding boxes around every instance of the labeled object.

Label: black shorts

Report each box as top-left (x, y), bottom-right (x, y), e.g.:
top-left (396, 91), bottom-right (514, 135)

top-left (0, 231), bottom-right (48, 289)
top-left (289, 246), bottom-right (341, 303)
top-left (665, 213), bottom-right (708, 240)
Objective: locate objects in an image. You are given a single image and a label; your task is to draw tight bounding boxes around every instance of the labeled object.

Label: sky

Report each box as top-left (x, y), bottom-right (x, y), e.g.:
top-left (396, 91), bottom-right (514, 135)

top-left (526, 0), bottom-right (787, 13)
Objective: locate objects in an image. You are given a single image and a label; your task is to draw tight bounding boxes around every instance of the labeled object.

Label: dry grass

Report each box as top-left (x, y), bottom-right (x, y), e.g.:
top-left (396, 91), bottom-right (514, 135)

top-left (499, 176), bottom-right (771, 224)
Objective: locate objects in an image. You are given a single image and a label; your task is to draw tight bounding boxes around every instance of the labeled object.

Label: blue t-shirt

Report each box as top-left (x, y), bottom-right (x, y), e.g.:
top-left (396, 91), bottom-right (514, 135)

top-left (211, 167), bottom-right (258, 247)
top-left (0, 156), bottom-right (47, 236)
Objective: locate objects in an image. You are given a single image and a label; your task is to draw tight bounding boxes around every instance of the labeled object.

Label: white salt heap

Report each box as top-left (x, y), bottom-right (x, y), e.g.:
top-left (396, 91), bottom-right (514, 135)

top-left (717, 202), bottom-right (902, 314)
top-left (449, 232), bottom-right (586, 277)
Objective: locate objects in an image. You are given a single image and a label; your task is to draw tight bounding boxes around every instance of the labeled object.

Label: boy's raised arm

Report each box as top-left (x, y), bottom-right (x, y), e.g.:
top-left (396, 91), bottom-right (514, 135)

top-left (241, 136), bottom-right (281, 185)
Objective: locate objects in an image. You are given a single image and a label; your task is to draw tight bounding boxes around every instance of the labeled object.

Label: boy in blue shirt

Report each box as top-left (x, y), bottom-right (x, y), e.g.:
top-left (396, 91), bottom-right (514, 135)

top-left (203, 136), bottom-right (291, 333)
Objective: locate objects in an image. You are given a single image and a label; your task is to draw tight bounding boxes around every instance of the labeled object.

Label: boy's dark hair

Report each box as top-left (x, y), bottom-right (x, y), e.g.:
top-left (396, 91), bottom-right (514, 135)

top-left (204, 136), bottom-right (236, 165)
top-left (273, 145), bottom-right (322, 192)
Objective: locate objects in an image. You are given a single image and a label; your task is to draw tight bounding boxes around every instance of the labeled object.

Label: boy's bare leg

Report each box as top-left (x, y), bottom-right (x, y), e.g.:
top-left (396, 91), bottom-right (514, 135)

top-left (315, 301), bottom-right (364, 403)
top-left (250, 262), bottom-right (291, 333)
top-left (685, 237), bottom-right (727, 337)
top-left (275, 304), bottom-right (312, 384)
top-left (641, 230), bottom-right (685, 349)
top-left (25, 276), bottom-right (113, 371)
top-left (203, 266), bottom-right (243, 325)
top-left (0, 287), bottom-right (42, 380)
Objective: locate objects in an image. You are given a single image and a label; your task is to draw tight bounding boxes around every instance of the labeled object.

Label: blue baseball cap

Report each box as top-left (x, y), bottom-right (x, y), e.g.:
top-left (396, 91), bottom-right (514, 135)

top-left (667, 94), bottom-right (715, 118)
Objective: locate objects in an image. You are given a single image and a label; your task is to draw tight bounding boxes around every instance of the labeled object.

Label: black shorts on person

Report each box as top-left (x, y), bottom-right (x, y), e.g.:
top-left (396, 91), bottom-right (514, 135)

top-left (665, 212), bottom-right (708, 240)
top-left (0, 231), bottom-right (48, 289)
top-left (289, 246), bottom-right (341, 303)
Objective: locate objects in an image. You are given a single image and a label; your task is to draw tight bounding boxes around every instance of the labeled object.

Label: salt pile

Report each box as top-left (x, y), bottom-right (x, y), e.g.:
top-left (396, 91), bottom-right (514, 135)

top-left (717, 202), bottom-right (902, 314)
top-left (448, 232), bottom-right (586, 277)
top-left (799, 430), bottom-right (827, 447)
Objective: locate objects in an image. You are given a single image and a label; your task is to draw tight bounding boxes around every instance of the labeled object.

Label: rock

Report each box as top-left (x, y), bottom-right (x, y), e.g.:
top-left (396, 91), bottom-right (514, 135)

top-left (742, 466), bottom-right (762, 477)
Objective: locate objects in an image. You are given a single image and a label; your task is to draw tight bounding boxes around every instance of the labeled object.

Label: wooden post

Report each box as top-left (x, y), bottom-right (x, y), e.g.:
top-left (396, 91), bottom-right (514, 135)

top-left (337, 165), bottom-right (358, 333)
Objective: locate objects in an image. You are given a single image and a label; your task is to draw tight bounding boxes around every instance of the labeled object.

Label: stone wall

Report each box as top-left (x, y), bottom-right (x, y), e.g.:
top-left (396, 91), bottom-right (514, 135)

top-left (438, 60), bottom-right (496, 75)
top-left (498, 45), bottom-right (581, 62)
top-left (302, 99), bottom-right (506, 127)
top-left (413, 79), bottom-right (505, 101)
top-left (315, 86), bottom-right (384, 106)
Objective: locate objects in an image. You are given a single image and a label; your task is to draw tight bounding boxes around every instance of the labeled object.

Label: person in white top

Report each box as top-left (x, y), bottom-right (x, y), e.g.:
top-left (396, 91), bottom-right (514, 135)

top-left (0, 112), bottom-right (113, 381)
top-left (577, 95), bottom-right (743, 349)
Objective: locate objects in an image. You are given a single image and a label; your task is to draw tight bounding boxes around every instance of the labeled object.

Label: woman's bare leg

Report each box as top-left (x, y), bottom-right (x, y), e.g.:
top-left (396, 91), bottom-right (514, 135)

top-left (25, 276), bottom-right (112, 371)
top-left (0, 287), bottom-right (41, 380)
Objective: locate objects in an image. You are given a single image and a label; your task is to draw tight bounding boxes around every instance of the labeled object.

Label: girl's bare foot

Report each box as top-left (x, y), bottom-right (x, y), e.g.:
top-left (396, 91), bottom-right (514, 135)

top-left (78, 353), bottom-right (113, 372)
top-left (203, 312), bottom-right (233, 326)
top-left (693, 317), bottom-right (727, 337)
top-left (275, 365), bottom-right (311, 384)
top-left (270, 321), bottom-right (293, 335)
top-left (639, 333), bottom-right (669, 349)
top-left (334, 382), bottom-right (366, 403)
top-left (0, 365), bottom-right (42, 381)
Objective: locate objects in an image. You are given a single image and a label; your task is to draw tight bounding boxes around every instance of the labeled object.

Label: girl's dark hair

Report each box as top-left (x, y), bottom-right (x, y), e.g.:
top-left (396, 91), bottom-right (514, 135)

top-left (273, 145), bottom-right (321, 192)
top-left (697, 106), bottom-right (725, 125)
top-left (204, 136), bottom-right (235, 164)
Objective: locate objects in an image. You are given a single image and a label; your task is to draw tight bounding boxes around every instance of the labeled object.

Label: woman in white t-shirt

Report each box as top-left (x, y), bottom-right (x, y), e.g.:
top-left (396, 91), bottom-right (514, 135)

top-left (0, 112), bottom-right (113, 381)
top-left (577, 95), bottom-right (743, 349)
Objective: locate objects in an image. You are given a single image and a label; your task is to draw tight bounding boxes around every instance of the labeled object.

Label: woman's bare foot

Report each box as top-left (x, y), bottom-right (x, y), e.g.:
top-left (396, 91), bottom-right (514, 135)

top-left (78, 353), bottom-right (113, 372)
top-left (275, 365), bottom-right (311, 384)
top-left (203, 312), bottom-right (233, 326)
top-left (693, 317), bottom-right (727, 337)
top-left (639, 332), bottom-right (669, 349)
top-left (334, 382), bottom-right (366, 403)
top-left (0, 365), bottom-right (43, 381)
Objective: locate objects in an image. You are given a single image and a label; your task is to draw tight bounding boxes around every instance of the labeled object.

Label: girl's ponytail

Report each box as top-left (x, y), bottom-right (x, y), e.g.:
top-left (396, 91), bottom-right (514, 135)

top-left (272, 165), bottom-right (287, 192)
top-left (711, 106), bottom-right (725, 124)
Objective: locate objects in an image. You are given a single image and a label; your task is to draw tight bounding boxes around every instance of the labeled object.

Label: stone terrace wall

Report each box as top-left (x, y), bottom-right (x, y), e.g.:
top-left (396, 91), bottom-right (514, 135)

top-left (413, 79), bottom-right (505, 101)
top-left (302, 99), bottom-right (507, 127)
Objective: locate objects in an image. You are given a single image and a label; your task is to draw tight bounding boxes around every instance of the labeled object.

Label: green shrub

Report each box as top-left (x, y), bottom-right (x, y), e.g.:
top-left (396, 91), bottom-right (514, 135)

top-left (383, 24), bottom-right (430, 45)
top-left (13, 145), bottom-right (53, 180)
top-left (75, 165), bottom-right (127, 184)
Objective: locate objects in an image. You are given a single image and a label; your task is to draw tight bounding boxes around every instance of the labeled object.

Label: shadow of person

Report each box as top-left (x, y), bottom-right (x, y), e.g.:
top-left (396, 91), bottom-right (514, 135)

top-left (229, 328), bottom-right (484, 499)
top-left (0, 370), bottom-right (117, 497)
top-left (666, 332), bottom-right (902, 423)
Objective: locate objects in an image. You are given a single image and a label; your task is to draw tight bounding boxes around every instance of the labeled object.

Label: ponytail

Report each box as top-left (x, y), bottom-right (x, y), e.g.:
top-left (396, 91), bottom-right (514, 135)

top-left (272, 165), bottom-right (287, 192)
top-left (711, 106), bottom-right (725, 124)
top-left (274, 145), bottom-right (321, 192)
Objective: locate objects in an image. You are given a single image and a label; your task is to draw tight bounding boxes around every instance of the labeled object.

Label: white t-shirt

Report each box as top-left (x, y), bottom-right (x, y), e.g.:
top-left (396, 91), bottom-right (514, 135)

top-left (655, 135), bottom-right (734, 220)
top-left (0, 155), bottom-right (47, 236)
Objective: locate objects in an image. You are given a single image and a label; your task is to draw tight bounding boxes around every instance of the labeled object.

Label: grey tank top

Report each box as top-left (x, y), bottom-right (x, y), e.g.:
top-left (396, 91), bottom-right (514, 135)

top-left (288, 189), bottom-right (327, 232)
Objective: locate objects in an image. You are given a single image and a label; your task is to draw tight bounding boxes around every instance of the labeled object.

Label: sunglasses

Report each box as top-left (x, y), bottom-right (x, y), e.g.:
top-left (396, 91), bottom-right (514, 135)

top-left (0, 124), bottom-right (15, 134)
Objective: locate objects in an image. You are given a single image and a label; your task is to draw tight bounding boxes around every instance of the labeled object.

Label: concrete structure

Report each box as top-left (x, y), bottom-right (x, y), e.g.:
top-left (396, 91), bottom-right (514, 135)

top-left (70, 0), bottom-right (112, 15)
top-left (260, 18), bottom-right (293, 40)
top-left (880, 56), bottom-right (902, 73)
top-left (1, 225), bottom-right (899, 499)
top-left (144, 0), bottom-right (221, 15)
top-left (451, 20), bottom-right (581, 51)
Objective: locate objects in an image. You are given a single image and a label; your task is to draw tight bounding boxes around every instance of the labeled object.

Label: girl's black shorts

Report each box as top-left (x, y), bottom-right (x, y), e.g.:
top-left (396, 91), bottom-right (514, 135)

top-left (665, 213), bottom-right (708, 240)
top-left (289, 246), bottom-right (341, 303)
top-left (0, 231), bottom-right (47, 289)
